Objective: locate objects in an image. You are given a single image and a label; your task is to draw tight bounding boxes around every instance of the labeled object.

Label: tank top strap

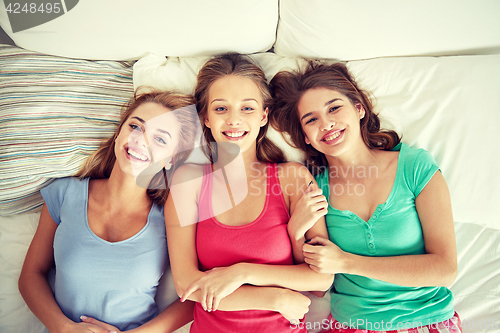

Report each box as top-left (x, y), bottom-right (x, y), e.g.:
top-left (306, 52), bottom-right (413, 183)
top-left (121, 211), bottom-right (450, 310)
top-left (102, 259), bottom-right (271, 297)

top-left (266, 163), bottom-right (290, 217)
top-left (198, 164), bottom-right (213, 222)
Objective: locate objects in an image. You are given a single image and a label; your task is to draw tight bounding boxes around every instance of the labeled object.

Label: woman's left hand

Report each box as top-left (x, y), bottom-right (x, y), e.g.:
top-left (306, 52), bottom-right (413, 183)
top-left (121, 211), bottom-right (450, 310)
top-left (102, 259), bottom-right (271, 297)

top-left (302, 236), bottom-right (347, 274)
top-left (181, 265), bottom-right (246, 312)
top-left (80, 316), bottom-right (121, 333)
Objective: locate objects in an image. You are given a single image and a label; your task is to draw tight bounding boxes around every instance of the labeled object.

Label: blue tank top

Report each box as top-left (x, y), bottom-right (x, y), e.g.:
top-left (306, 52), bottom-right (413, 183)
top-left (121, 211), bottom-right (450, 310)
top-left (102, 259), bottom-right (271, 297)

top-left (41, 177), bottom-right (167, 331)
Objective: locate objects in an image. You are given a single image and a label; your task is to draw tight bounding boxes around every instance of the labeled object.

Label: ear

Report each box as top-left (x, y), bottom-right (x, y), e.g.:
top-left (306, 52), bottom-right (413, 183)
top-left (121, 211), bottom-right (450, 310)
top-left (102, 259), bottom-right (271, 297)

top-left (164, 158), bottom-right (173, 170)
top-left (260, 107), bottom-right (269, 127)
top-left (204, 116), bottom-right (211, 128)
top-left (356, 103), bottom-right (366, 119)
top-left (305, 135), bottom-right (311, 145)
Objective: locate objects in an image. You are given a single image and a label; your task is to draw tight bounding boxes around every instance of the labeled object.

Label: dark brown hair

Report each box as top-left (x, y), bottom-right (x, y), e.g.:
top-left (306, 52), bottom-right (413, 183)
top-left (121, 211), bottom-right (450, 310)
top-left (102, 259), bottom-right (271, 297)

top-left (270, 61), bottom-right (400, 175)
top-left (76, 90), bottom-right (197, 205)
top-left (194, 53), bottom-right (285, 163)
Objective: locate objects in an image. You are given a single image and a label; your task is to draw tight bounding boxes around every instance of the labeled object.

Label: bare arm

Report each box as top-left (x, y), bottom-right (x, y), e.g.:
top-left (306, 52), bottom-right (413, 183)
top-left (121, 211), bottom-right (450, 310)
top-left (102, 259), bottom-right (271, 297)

top-left (81, 299), bottom-right (195, 333)
top-left (304, 172), bottom-right (458, 287)
top-left (281, 163), bottom-right (329, 264)
top-left (18, 204), bottom-right (108, 333)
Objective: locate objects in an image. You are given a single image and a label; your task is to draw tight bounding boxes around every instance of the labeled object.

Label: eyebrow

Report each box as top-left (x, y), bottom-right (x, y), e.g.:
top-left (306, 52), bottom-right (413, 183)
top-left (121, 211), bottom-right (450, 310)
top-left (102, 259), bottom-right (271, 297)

top-left (210, 98), bottom-right (259, 104)
top-left (156, 128), bottom-right (172, 138)
top-left (131, 116), bottom-right (145, 123)
top-left (131, 116), bottom-right (171, 138)
top-left (300, 98), bottom-right (342, 122)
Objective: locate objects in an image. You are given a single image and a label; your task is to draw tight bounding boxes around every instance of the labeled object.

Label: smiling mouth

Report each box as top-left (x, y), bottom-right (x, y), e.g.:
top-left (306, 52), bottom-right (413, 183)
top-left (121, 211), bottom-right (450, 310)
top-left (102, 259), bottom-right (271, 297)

top-left (127, 148), bottom-right (150, 162)
top-left (322, 129), bottom-right (343, 142)
top-left (223, 131), bottom-right (248, 139)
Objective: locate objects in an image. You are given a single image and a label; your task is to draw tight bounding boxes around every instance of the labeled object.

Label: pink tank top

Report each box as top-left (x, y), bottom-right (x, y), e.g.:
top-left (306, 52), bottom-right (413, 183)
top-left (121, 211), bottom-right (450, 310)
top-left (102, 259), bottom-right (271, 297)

top-left (192, 162), bottom-right (307, 333)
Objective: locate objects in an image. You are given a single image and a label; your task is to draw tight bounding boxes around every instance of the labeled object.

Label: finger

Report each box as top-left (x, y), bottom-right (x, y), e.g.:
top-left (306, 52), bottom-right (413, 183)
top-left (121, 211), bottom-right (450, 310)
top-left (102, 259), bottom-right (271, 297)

top-left (305, 188), bottom-right (323, 199)
top-left (304, 256), bottom-right (319, 267)
top-left (81, 316), bottom-right (104, 326)
top-left (308, 263), bottom-right (321, 273)
top-left (308, 236), bottom-right (330, 246)
top-left (81, 316), bottom-right (116, 331)
top-left (308, 181), bottom-right (319, 192)
top-left (181, 282), bottom-right (200, 302)
top-left (311, 201), bottom-right (329, 213)
top-left (213, 295), bottom-right (221, 312)
top-left (303, 243), bottom-right (321, 253)
top-left (206, 290), bottom-right (214, 312)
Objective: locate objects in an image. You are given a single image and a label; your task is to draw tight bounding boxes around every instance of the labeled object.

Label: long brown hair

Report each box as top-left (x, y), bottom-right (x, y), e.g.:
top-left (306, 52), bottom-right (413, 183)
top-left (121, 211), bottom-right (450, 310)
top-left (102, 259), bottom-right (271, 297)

top-left (270, 61), bottom-right (400, 175)
top-left (76, 90), bottom-right (197, 205)
top-left (194, 53), bottom-right (285, 163)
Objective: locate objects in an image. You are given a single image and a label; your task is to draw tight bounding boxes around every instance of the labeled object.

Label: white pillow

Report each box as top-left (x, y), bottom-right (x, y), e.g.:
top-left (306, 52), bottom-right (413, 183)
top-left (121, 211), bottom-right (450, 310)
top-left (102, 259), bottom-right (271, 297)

top-left (347, 55), bottom-right (500, 231)
top-left (134, 52), bottom-right (500, 232)
top-left (133, 52), bottom-right (306, 163)
top-left (0, 0), bottom-right (278, 60)
top-left (275, 0), bottom-right (500, 60)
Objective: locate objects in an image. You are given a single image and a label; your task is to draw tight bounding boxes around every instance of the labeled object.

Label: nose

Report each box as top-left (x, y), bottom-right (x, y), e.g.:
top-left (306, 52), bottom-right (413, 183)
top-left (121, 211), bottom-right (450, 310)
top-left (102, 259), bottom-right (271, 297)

top-left (320, 116), bottom-right (336, 131)
top-left (226, 110), bottom-right (242, 126)
top-left (132, 131), bottom-right (148, 148)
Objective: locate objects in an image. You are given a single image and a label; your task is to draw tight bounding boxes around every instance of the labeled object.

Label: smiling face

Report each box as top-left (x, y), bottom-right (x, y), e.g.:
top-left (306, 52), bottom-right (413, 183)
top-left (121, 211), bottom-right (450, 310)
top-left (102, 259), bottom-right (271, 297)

top-left (114, 102), bottom-right (181, 177)
top-left (204, 75), bottom-right (268, 155)
top-left (297, 87), bottom-right (365, 158)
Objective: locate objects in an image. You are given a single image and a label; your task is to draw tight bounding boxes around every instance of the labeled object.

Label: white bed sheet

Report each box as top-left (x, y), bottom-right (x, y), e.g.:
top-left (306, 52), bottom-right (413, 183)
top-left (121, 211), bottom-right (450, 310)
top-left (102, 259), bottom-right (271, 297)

top-left (2, 214), bottom-right (499, 332)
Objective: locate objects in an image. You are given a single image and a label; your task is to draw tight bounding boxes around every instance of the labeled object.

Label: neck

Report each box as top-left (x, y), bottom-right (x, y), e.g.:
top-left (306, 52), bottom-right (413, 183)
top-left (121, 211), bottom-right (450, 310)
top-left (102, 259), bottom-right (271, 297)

top-left (325, 140), bottom-right (376, 169)
top-left (104, 164), bottom-right (152, 210)
top-left (214, 142), bottom-right (263, 178)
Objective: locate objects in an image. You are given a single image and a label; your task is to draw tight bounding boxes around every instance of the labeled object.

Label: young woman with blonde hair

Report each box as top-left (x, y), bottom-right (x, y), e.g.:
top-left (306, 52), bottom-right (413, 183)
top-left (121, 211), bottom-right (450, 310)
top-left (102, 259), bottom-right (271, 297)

top-left (19, 91), bottom-right (199, 333)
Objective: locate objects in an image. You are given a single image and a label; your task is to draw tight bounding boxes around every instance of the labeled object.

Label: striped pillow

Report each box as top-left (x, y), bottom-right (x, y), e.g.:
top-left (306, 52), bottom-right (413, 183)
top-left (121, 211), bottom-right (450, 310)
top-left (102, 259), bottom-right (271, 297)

top-left (0, 45), bottom-right (134, 215)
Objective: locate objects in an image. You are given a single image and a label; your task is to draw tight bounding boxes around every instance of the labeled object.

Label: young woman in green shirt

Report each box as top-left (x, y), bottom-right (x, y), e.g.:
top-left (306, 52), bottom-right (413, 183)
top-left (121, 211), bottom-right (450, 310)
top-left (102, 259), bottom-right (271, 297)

top-left (270, 62), bottom-right (462, 333)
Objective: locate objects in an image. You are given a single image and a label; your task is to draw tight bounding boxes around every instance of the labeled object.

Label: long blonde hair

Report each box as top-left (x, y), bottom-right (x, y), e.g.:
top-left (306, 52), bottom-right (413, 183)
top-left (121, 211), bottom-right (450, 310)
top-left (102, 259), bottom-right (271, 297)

top-left (76, 90), bottom-right (197, 205)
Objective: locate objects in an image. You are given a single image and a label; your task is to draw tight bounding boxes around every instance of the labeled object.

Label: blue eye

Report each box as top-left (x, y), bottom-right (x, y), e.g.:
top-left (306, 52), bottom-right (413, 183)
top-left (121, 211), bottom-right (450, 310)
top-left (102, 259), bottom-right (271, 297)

top-left (242, 107), bottom-right (254, 112)
top-left (329, 106), bottom-right (340, 113)
top-left (155, 136), bottom-right (167, 145)
top-left (215, 107), bottom-right (226, 112)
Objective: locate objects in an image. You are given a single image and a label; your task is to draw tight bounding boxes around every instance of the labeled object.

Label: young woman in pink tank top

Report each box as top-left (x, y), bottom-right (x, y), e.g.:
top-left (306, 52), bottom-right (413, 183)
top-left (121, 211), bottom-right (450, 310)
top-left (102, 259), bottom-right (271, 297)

top-left (165, 53), bottom-right (334, 332)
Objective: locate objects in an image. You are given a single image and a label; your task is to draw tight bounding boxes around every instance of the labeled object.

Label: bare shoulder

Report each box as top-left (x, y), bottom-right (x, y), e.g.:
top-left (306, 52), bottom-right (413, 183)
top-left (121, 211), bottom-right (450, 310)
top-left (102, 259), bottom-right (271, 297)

top-left (373, 149), bottom-right (399, 171)
top-left (170, 163), bottom-right (205, 186)
top-left (276, 162), bottom-right (312, 183)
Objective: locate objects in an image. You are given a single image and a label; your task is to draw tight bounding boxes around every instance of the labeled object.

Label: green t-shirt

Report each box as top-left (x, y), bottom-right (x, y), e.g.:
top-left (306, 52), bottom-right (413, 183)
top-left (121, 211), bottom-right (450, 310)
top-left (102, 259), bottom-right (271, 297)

top-left (315, 143), bottom-right (454, 331)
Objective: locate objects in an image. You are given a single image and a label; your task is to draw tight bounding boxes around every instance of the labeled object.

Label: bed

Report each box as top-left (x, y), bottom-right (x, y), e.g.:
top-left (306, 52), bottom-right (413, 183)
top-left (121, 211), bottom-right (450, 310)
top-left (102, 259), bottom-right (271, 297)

top-left (1, 1), bottom-right (499, 332)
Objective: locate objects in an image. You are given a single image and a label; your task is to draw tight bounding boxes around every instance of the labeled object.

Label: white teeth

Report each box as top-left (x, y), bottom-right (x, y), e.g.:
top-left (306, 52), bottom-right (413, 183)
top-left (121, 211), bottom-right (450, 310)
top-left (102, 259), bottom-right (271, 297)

top-left (225, 131), bottom-right (245, 138)
top-left (324, 131), bottom-right (341, 142)
top-left (127, 148), bottom-right (148, 161)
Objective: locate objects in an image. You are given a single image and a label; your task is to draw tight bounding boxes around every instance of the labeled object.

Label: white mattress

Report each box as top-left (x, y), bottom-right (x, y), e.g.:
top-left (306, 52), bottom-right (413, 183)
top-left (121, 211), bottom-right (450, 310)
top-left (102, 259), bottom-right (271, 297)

top-left (1, 213), bottom-right (499, 332)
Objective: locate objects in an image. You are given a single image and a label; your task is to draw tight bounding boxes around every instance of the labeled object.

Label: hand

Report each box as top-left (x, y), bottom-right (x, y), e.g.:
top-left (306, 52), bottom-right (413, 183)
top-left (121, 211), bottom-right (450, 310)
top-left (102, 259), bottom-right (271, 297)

top-left (303, 236), bottom-right (347, 274)
top-left (79, 316), bottom-right (120, 333)
top-left (275, 289), bottom-right (311, 323)
top-left (288, 183), bottom-right (328, 240)
top-left (181, 265), bottom-right (246, 312)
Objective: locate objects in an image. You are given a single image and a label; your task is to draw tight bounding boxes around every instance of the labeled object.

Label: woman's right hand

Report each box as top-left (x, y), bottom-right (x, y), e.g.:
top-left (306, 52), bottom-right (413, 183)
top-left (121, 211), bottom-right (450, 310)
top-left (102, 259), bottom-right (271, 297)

top-left (274, 289), bottom-right (311, 323)
top-left (61, 321), bottom-right (117, 333)
top-left (288, 183), bottom-right (328, 241)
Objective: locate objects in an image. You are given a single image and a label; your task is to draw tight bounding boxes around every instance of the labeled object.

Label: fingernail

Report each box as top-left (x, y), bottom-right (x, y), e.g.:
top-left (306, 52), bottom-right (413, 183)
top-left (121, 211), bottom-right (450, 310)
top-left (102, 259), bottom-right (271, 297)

top-left (80, 315), bottom-right (87, 321)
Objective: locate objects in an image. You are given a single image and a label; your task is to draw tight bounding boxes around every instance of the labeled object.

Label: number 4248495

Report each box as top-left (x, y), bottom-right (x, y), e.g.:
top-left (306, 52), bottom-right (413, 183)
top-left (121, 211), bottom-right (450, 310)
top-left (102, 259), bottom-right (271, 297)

top-left (6, 2), bottom-right (61, 14)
